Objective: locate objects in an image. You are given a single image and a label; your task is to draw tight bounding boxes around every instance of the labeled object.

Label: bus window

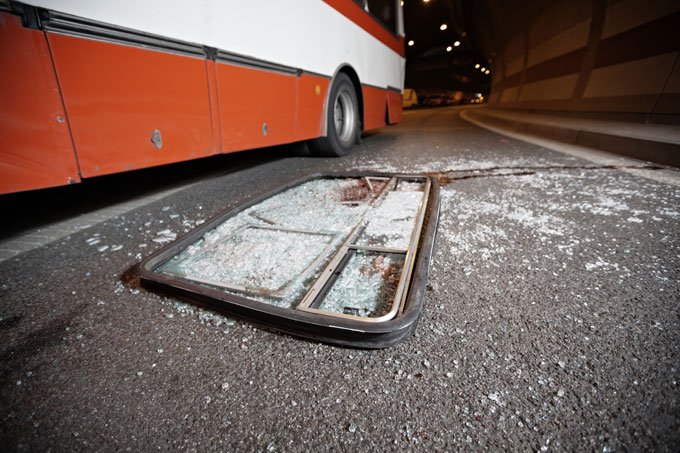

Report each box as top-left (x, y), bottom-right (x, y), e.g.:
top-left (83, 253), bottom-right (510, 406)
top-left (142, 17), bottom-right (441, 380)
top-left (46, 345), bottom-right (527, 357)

top-left (367, 0), bottom-right (397, 34)
top-left (353, 0), bottom-right (369, 12)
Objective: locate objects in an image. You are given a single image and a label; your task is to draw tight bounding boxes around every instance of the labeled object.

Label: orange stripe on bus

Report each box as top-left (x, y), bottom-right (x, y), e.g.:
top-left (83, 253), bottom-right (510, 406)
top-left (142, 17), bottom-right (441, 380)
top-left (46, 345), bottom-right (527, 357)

top-left (206, 59), bottom-right (223, 154)
top-left (323, 0), bottom-right (405, 57)
top-left (47, 32), bottom-right (214, 178)
top-left (215, 63), bottom-right (297, 152)
top-left (387, 91), bottom-right (403, 124)
top-left (296, 74), bottom-right (331, 140)
top-left (362, 85), bottom-right (389, 131)
top-left (0, 13), bottom-right (81, 194)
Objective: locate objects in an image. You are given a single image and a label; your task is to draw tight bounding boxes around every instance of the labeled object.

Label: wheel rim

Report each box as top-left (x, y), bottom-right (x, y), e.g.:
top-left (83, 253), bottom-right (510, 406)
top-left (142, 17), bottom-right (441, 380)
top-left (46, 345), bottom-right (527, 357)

top-left (333, 89), bottom-right (356, 145)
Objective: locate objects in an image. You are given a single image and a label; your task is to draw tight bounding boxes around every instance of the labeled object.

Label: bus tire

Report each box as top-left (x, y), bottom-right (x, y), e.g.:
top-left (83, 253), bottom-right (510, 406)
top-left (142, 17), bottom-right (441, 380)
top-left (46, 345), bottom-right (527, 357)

top-left (310, 73), bottom-right (359, 157)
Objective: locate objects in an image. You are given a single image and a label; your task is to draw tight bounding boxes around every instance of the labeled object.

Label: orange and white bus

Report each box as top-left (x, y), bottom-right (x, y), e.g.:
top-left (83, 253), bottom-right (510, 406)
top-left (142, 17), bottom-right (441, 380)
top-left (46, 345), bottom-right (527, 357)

top-left (0, 0), bottom-right (405, 194)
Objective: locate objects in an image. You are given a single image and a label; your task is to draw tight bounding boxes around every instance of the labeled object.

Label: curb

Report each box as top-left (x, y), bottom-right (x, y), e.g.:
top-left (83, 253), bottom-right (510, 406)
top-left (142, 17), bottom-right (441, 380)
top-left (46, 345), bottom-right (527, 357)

top-left (464, 108), bottom-right (680, 168)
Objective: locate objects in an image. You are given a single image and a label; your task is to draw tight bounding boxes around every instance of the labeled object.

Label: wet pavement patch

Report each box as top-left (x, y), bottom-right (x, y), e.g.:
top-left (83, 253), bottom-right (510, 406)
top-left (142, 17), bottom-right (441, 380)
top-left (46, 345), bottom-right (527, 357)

top-left (139, 174), bottom-right (440, 347)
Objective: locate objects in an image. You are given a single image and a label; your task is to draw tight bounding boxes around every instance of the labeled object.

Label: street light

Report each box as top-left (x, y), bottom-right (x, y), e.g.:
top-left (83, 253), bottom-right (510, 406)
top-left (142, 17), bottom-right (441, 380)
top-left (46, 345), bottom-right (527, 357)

top-left (440, 24), bottom-right (447, 30)
top-left (408, 40), bottom-right (414, 46)
top-left (454, 41), bottom-right (460, 47)
top-left (446, 46), bottom-right (452, 52)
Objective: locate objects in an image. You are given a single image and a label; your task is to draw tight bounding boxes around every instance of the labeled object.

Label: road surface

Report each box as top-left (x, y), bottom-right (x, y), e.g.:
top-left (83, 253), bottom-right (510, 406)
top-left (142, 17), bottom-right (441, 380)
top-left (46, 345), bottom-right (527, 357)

top-left (1, 107), bottom-right (679, 451)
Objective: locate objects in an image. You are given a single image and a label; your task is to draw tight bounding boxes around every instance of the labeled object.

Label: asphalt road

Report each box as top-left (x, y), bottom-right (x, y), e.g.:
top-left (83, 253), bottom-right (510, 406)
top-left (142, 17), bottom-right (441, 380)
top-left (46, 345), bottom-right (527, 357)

top-left (1, 107), bottom-right (679, 451)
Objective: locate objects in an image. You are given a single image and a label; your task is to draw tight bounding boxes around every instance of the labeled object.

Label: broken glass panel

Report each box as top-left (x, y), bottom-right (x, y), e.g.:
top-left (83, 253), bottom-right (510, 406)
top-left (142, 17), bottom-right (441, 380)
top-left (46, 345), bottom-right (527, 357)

top-left (159, 225), bottom-right (340, 303)
top-left (395, 180), bottom-right (424, 192)
top-left (355, 191), bottom-right (423, 249)
top-left (144, 175), bottom-right (433, 329)
top-left (338, 177), bottom-right (390, 205)
top-left (314, 251), bottom-right (405, 318)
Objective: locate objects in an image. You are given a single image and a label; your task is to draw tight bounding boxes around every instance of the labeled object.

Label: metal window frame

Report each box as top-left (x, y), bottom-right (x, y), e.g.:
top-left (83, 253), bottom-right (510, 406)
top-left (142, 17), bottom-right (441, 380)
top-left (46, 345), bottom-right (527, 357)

top-left (137, 173), bottom-right (440, 348)
top-left (296, 176), bottom-right (431, 323)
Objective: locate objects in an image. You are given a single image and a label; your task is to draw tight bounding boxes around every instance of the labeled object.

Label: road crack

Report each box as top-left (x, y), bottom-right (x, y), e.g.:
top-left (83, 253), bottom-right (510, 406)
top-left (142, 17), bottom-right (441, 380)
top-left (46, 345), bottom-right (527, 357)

top-left (426, 164), bottom-right (664, 184)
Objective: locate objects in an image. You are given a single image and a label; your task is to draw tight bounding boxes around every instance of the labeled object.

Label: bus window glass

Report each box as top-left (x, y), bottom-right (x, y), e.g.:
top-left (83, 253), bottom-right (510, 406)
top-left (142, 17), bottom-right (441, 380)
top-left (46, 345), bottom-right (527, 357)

top-left (367, 0), bottom-right (397, 34)
top-left (353, 0), bottom-right (369, 11)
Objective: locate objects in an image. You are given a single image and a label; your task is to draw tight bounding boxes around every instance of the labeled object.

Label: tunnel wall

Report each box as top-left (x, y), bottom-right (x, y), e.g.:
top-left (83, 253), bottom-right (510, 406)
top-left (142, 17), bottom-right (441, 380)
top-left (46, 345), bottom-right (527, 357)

top-left (487, 0), bottom-right (680, 122)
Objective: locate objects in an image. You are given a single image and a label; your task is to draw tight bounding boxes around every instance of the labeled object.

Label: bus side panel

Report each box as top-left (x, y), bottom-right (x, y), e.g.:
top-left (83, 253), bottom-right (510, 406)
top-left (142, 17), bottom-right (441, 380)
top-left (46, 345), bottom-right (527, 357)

top-left (362, 86), bottom-right (388, 131)
top-left (387, 91), bottom-right (403, 124)
top-left (216, 63), bottom-right (297, 152)
top-left (46, 34), bottom-right (214, 178)
top-left (0, 13), bottom-right (81, 194)
top-left (295, 74), bottom-right (330, 140)
top-left (206, 60), bottom-right (223, 153)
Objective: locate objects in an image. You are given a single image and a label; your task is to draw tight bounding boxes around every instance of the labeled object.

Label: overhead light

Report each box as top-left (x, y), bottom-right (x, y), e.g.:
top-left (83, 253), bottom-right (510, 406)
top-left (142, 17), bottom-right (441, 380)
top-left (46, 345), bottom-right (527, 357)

top-left (485, 70), bottom-right (490, 74)
top-left (475, 64), bottom-right (480, 69)
top-left (401, 1), bottom-right (404, 5)
top-left (446, 46), bottom-right (452, 52)
top-left (423, 0), bottom-right (430, 3)
top-left (408, 40), bottom-right (415, 46)
top-left (454, 41), bottom-right (460, 47)
top-left (440, 24), bottom-right (448, 31)
top-left (481, 67), bottom-right (486, 72)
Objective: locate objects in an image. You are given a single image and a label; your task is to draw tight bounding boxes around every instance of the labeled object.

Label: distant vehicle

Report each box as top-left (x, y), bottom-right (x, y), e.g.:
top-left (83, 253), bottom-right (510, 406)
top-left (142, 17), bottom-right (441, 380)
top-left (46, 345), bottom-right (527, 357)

top-left (423, 94), bottom-right (445, 107)
top-left (403, 88), bottom-right (418, 108)
top-left (469, 93), bottom-right (485, 104)
top-left (444, 91), bottom-right (464, 105)
top-left (1, 0), bottom-right (406, 194)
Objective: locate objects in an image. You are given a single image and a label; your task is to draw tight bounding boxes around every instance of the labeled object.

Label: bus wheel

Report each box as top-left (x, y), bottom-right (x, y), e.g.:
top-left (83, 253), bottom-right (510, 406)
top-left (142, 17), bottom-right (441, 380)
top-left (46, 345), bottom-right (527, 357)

top-left (310, 73), bottom-right (359, 157)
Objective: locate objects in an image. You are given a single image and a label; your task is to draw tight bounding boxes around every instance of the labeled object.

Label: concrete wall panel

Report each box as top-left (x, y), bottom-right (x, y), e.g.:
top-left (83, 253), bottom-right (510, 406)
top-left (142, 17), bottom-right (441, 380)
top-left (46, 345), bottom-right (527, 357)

top-left (501, 86), bottom-right (519, 102)
top-left (662, 55), bottom-right (680, 93)
top-left (484, 0), bottom-right (680, 119)
top-left (602, 0), bottom-right (680, 38)
top-left (520, 74), bottom-right (580, 101)
top-left (528, 20), bottom-right (590, 68)
top-left (583, 52), bottom-right (677, 98)
top-left (504, 35), bottom-right (525, 76)
top-left (529, 1), bottom-right (592, 47)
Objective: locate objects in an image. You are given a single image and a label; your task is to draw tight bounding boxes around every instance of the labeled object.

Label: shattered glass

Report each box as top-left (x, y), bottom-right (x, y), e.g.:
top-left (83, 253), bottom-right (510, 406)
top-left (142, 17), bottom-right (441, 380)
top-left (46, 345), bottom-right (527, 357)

top-left (395, 180), bottom-right (424, 192)
top-left (153, 176), bottom-right (429, 320)
top-left (315, 251), bottom-right (405, 318)
top-left (160, 225), bottom-right (338, 295)
top-left (356, 191), bottom-right (423, 249)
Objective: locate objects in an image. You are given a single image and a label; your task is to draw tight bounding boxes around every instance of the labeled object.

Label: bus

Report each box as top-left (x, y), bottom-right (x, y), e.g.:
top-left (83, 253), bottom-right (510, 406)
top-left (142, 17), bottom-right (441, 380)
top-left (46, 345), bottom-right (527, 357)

top-left (0, 0), bottom-right (405, 194)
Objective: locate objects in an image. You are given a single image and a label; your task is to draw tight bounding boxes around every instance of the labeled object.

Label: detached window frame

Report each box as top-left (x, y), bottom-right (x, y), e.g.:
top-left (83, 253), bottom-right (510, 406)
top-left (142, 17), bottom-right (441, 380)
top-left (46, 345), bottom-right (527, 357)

top-left (138, 173), bottom-right (440, 348)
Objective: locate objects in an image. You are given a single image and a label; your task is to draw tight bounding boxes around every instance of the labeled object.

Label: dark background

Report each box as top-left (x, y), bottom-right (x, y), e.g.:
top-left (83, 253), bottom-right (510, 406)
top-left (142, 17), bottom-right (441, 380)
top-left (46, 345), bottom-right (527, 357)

top-left (403, 0), bottom-right (490, 95)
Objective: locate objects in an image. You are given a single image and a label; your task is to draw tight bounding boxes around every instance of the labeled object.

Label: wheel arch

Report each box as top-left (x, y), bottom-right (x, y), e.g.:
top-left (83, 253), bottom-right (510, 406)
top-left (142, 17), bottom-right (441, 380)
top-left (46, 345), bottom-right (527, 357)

top-left (321, 64), bottom-right (364, 136)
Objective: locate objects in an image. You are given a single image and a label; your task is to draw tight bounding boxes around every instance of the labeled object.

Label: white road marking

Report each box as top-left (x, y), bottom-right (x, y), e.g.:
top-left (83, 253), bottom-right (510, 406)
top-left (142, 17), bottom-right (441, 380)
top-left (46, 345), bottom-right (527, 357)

top-left (0, 182), bottom-right (195, 263)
